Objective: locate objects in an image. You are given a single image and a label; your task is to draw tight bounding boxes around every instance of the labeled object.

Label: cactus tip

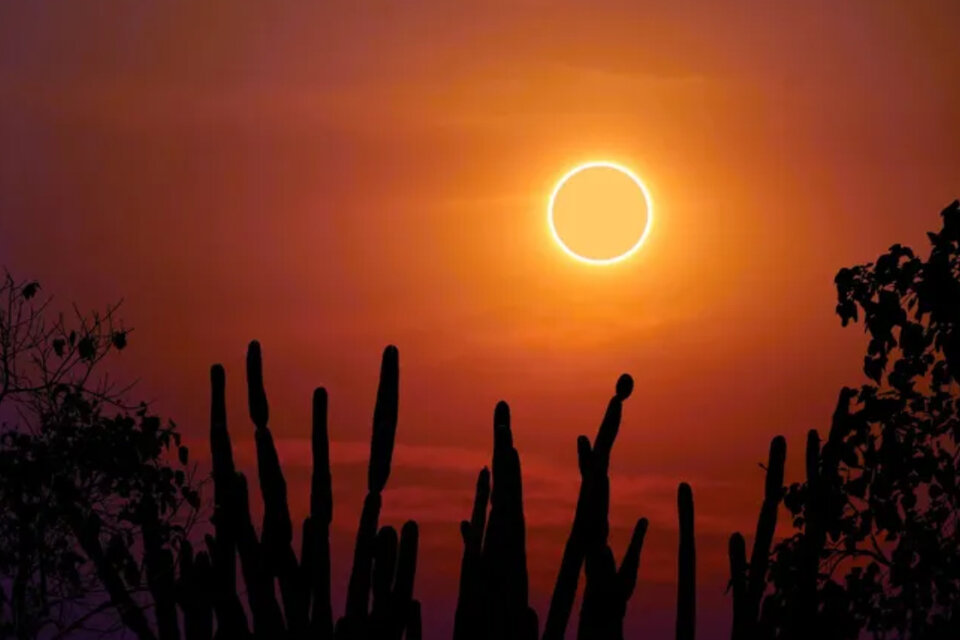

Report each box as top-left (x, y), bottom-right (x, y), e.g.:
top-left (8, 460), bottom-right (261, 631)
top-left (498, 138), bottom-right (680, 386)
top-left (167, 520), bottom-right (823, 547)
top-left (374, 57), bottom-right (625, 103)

top-left (494, 400), bottom-right (510, 426)
top-left (771, 434), bottom-right (787, 458)
top-left (401, 520), bottom-right (419, 539)
top-left (616, 374), bottom-right (634, 400)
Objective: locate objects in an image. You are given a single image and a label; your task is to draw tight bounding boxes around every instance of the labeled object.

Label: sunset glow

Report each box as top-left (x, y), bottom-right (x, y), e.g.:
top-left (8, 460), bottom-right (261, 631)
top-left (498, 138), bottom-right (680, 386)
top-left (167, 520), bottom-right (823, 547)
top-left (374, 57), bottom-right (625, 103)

top-left (2, 2), bottom-right (959, 637)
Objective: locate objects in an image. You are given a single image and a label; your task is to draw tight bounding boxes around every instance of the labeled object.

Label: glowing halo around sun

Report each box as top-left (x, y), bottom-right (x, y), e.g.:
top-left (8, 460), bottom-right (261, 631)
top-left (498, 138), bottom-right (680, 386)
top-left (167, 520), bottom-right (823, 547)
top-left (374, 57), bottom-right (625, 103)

top-left (547, 161), bottom-right (654, 265)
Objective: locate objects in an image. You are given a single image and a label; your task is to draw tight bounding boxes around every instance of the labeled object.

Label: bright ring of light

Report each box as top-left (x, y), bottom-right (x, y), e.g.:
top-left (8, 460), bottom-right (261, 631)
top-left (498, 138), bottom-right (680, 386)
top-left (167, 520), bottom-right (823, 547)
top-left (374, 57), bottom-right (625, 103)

top-left (547, 161), bottom-right (654, 265)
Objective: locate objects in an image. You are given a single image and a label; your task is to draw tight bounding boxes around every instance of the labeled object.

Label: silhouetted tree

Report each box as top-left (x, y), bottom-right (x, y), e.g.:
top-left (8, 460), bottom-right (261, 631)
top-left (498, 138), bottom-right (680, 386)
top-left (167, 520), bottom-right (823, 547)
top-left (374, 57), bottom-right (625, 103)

top-left (0, 271), bottom-right (200, 640)
top-left (764, 201), bottom-right (960, 639)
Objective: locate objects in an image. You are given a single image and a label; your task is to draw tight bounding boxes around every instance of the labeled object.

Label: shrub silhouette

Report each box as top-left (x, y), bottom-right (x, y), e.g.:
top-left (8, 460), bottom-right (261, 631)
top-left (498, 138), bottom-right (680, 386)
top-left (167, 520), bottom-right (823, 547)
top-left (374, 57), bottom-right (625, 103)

top-left (0, 271), bottom-right (199, 640)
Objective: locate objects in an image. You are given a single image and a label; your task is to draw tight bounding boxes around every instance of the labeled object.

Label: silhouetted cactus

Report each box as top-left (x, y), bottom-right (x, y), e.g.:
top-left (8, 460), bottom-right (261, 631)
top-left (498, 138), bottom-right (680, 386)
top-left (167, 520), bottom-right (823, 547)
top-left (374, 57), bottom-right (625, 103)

top-left (176, 540), bottom-right (214, 640)
top-left (577, 516), bottom-right (648, 640)
top-left (304, 387), bottom-right (334, 639)
top-left (482, 401), bottom-right (537, 640)
top-left (453, 467), bottom-right (490, 640)
top-left (676, 482), bottom-right (695, 640)
top-left (207, 364), bottom-right (251, 639)
top-left (336, 345), bottom-right (420, 640)
top-left (198, 341), bottom-right (417, 640)
top-left (141, 495), bottom-right (179, 640)
top-left (454, 401), bottom-right (537, 640)
top-left (121, 340), bottom-right (825, 640)
top-left (246, 342), bottom-right (309, 635)
top-left (370, 520), bottom-right (419, 640)
top-left (728, 436), bottom-right (786, 640)
top-left (543, 374), bottom-right (648, 640)
top-left (790, 389), bottom-right (853, 638)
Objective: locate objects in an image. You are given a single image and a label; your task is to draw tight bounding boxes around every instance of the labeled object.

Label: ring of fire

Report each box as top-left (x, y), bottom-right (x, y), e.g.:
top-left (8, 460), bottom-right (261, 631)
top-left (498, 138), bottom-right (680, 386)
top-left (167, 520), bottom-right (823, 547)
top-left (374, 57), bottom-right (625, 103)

top-left (547, 161), bottom-right (654, 265)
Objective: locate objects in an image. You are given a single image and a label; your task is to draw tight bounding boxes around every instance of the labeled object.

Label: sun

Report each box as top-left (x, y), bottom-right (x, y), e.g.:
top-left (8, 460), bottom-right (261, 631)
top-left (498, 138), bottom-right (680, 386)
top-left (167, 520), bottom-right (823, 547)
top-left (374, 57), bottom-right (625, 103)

top-left (548, 161), bottom-right (653, 265)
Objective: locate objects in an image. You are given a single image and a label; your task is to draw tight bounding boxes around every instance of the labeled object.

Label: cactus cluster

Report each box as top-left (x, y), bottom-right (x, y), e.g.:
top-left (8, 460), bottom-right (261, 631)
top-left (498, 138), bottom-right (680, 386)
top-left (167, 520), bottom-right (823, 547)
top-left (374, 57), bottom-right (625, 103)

top-left (453, 401), bottom-right (538, 640)
top-left (110, 341), bottom-right (813, 640)
top-left (728, 435), bottom-right (786, 640)
top-left (167, 341), bottom-right (419, 640)
top-left (455, 374), bottom-right (701, 640)
top-left (726, 391), bottom-right (857, 639)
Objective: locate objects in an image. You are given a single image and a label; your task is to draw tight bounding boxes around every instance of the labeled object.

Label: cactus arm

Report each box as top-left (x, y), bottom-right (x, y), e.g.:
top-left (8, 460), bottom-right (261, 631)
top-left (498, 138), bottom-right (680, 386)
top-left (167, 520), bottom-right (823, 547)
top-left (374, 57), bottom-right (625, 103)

top-left (616, 517), bottom-right (649, 605)
top-left (232, 473), bottom-right (285, 638)
top-left (453, 468), bottom-right (489, 640)
top-left (245, 342), bottom-right (307, 633)
top-left (728, 533), bottom-right (748, 640)
top-left (391, 521), bottom-right (420, 639)
top-left (676, 482), bottom-right (696, 640)
top-left (744, 437), bottom-right (786, 628)
top-left (369, 346), bottom-right (400, 493)
top-left (206, 365), bottom-right (252, 638)
top-left (307, 387), bottom-right (334, 638)
top-left (345, 492), bottom-right (382, 622)
top-left (371, 525), bottom-right (399, 634)
top-left (209, 364), bottom-right (237, 590)
top-left (544, 376), bottom-right (632, 640)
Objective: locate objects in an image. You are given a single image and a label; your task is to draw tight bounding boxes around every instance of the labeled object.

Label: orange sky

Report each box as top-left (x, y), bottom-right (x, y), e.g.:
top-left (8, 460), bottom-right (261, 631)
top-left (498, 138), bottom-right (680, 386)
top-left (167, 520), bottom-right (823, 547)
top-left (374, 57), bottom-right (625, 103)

top-left (2, 2), bottom-right (960, 637)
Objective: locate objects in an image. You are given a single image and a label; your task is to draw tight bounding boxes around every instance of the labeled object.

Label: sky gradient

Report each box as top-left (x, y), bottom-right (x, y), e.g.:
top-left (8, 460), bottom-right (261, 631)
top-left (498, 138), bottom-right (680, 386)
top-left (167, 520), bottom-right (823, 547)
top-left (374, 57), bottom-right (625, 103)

top-left (2, 2), bottom-right (960, 637)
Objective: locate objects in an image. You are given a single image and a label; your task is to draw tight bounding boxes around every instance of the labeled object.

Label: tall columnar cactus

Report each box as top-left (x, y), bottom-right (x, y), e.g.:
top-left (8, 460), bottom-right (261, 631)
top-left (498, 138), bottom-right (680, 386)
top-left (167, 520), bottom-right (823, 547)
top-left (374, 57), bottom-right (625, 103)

top-left (140, 495), bottom-right (180, 640)
top-left (453, 467), bottom-right (490, 640)
top-left (369, 520), bottom-right (420, 640)
top-left (337, 345), bottom-right (421, 640)
top-left (200, 341), bottom-right (417, 640)
top-left (577, 516), bottom-right (648, 640)
top-left (728, 436), bottom-right (787, 640)
top-left (245, 342), bottom-right (309, 635)
top-left (207, 365), bottom-right (251, 639)
top-left (788, 388), bottom-right (855, 639)
top-left (676, 482), bottom-right (696, 640)
top-left (453, 401), bottom-right (538, 640)
top-left (304, 387), bottom-right (334, 639)
top-left (543, 374), bottom-right (647, 640)
top-left (177, 540), bottom-right (214, 640)
top-left (482, 401), bottom-right (537, 639)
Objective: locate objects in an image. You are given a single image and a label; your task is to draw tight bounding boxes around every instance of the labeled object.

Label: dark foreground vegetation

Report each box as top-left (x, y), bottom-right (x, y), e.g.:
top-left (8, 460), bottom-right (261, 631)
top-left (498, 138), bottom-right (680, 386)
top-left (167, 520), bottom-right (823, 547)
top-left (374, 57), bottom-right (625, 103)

top-left (2, 201), bottom-right (960, 639)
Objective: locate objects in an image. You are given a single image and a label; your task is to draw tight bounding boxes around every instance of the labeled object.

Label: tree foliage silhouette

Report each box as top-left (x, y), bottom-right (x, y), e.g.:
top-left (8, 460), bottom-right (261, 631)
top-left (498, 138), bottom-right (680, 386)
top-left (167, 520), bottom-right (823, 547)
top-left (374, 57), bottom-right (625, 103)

top-left (761, 200), bottom-right (960, 639)
top-left (0, 271), bottom-right (199, 640)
